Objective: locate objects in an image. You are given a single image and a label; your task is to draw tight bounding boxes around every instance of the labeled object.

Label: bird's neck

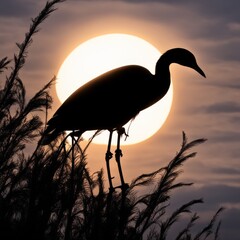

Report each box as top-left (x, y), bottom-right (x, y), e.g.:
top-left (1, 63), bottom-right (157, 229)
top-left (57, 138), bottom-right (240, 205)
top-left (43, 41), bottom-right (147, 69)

top-left (154, 56), bottom-right (171, 97)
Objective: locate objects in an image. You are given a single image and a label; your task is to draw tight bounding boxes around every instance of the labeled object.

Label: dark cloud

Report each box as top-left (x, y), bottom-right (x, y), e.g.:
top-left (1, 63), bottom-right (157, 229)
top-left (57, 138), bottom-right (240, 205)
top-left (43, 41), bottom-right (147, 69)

top-left (221, 208), bottom-right (240, 238)
top-left (191, 0), bottom-right (240, 22)
top-left (211, 166), bottom-right (240, 176)
top-left (205, 101), bottom-right (240, 113)
top-left (230, 115), bottom-right (240, 124)
top-left (198, 185), bottom-right (239, 207)
top-left (207, 80), bottom-right (240, 90)
top-left (169, 184), bottom-right (240, 240)
top-left (210, 131), bottom-right (240, 143)
top-left (0, 0), bottom-right (38, 18)
top-left (142, 1), bottom-right (240, 63)
top-left (120, 1), bottom-right (240, 63)
top-left (106, 0), bottom-right (240, 22)
top-left (206, 40), bottom-right (240, 62)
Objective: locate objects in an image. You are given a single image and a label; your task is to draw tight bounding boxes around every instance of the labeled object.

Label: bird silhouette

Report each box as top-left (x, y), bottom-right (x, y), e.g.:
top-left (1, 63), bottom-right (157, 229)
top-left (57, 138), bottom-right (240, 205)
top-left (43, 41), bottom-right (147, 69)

top-left (41, 48), bottom-right (206, 191)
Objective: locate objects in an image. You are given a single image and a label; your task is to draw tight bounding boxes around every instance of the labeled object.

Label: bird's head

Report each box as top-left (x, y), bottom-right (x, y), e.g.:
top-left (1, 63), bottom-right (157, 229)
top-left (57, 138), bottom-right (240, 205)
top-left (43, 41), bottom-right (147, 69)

top-left (164, 48), bottom-right (206, 78)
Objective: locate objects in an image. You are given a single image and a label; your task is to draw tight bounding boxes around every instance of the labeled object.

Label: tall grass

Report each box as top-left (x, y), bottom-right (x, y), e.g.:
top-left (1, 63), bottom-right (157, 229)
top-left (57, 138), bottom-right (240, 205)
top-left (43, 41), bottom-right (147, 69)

top-left (0, 1), bottom-right (223, 239)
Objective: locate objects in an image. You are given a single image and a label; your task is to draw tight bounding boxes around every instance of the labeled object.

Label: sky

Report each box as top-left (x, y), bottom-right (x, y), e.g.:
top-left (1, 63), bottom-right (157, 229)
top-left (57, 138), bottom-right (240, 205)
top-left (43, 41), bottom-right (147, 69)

top-left (1, 0), bottom-right (240, 238)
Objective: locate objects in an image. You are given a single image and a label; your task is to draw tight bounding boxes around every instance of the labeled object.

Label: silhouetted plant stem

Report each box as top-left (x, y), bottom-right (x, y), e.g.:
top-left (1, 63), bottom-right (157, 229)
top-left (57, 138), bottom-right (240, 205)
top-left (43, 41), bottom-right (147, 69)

top-left (194, 207), bottom-right (224, 240)
top-left (160, 199), bottom-right (204, 240)
top-left (65, 134), bottom-right (78, 240)
top-left (130, 132), bottom-right (207, 238)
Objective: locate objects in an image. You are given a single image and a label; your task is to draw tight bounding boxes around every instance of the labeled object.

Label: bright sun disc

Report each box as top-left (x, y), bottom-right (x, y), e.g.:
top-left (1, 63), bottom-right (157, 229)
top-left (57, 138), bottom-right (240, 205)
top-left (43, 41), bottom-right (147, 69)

top-left (56, 34), bottom-right (173, 145)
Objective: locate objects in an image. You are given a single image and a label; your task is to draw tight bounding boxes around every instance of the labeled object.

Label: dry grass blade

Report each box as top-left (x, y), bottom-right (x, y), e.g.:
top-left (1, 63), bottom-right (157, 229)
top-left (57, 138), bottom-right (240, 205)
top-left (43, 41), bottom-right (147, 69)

top-left (160, 199), bottom-right (203, 240)
top-left (194, 207), bottom-right (224, 240)
top-left (0, 57), bottom-right (11, 74)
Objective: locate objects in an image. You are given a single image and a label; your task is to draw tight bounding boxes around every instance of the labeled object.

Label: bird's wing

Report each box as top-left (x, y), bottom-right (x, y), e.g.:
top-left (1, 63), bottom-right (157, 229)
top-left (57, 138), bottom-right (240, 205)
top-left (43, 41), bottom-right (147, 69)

top-left (46, 65), bottom-right (153, 132)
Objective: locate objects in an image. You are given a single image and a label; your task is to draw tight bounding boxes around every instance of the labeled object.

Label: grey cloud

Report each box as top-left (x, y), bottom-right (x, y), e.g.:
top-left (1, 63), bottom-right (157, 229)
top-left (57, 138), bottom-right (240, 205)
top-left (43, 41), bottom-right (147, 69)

top-left (0, 0), bottom-right (38, 18)
top-left (114, 0), bottom-right (240, 22)
top-left (128, 0), bottom-right (240, 22)
top-left (145, 1), bottom-right (240, 63)
top-left (122, 1), bottom-right (240, 63)
top-left (208, 81), bottom-right (240, 90)
top-left (210, 131), bottom-right (240, 143)
top-left (206, 40), bottom-right (240, 62)
top-left (230, 115), bottom-right (240, 124)
top-left (220, 208), bottom-right (240, 238)
top-left (205, 101), bottom-right (240, 113)
top-left (178, 185), bottom-right (240, 207)
top-left (169, 184), bottom-right (240, 240)
top-left (211, 166), bottom-right (240, 176)
top-left (191, 0), bottom-right (240, 22)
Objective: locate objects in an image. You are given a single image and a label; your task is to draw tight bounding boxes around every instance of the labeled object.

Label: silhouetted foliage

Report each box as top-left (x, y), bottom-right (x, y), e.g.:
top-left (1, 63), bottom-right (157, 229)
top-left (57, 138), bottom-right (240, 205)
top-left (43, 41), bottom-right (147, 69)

top-left (0, 1), bottom-right (223, 240)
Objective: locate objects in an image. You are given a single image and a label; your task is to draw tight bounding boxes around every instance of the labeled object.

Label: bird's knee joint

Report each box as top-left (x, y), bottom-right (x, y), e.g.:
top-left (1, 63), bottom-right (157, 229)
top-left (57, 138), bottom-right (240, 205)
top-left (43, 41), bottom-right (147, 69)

top-left (115, 149), bottom-right (123, 157)
top-left (105, 151), bottom-right (113, 160)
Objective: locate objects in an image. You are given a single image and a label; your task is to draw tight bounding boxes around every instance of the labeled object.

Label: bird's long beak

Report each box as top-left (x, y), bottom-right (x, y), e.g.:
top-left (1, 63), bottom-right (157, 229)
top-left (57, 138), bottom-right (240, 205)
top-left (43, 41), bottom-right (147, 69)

top-left (194, 64), bottom-right (206, 78)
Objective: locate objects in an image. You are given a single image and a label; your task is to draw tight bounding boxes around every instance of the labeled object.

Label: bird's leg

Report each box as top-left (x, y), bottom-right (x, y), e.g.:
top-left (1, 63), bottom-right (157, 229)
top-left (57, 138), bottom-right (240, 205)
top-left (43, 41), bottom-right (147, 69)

top-left (105, 130), bottom-right (114, 192)
top-left (115, 128), bottom-right (129, 191)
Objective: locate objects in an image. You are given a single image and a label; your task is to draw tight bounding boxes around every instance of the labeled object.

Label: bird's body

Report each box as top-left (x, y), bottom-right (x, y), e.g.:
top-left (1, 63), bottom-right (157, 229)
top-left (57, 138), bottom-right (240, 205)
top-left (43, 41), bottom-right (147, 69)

top-left (42, 48), bottom-right (205, 145)
top-left (46, 66), bottom-right (166, 135)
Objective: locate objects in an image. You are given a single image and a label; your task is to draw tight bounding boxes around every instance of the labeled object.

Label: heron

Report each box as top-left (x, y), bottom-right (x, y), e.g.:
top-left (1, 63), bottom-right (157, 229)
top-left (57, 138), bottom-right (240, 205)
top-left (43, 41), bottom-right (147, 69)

top-left (41, 48), bottom-right (206, 191)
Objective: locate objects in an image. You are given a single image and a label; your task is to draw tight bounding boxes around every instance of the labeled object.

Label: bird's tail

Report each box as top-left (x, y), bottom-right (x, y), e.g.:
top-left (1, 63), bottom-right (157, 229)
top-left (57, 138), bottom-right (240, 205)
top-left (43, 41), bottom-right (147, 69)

top-left (40, 129), bottom-right (85, 145)
top-left (40, 129), bottom-right (61, 145)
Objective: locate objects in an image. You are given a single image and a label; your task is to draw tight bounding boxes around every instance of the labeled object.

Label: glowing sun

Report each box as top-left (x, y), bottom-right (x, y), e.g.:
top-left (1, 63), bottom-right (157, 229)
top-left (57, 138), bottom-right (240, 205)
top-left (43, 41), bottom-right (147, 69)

top-left (56, 34), bottom-right (173, 145)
